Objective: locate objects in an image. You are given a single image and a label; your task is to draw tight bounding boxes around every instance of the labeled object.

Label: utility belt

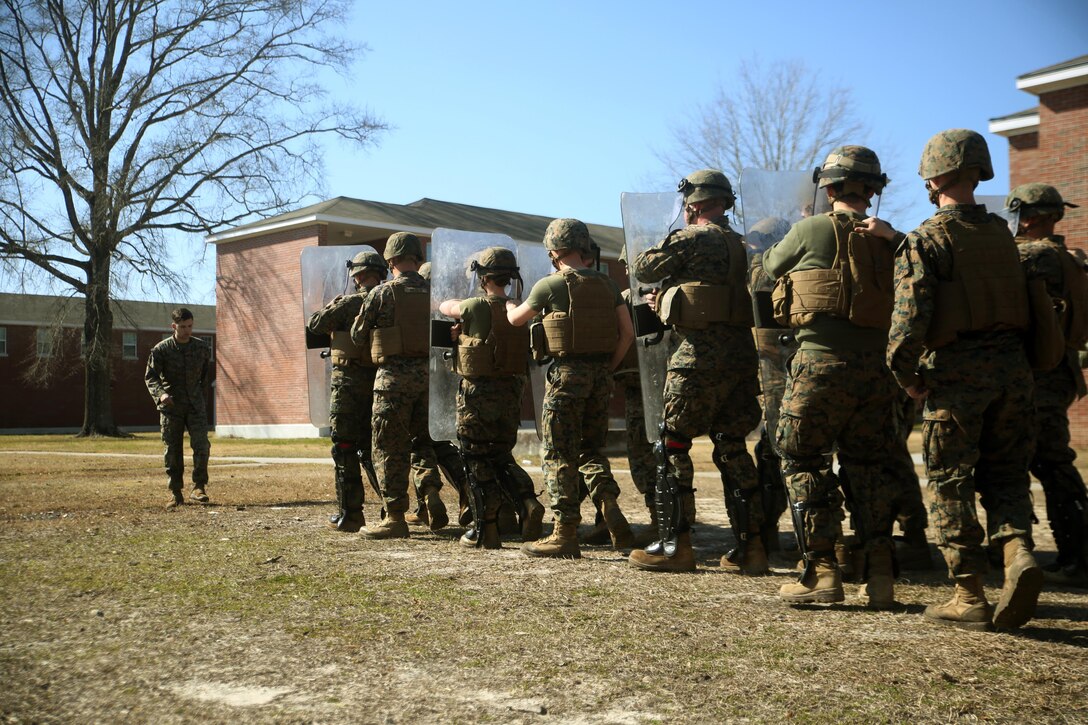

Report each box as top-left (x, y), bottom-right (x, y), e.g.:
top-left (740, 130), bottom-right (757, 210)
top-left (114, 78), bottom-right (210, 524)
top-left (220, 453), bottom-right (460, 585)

top-left (657, 281), bottom-right (751, 330)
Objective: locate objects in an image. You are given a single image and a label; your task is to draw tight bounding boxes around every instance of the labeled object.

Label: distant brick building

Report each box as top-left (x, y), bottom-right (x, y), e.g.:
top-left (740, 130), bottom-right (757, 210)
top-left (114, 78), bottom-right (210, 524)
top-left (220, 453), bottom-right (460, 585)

top-left (208, 197), bottom-right (627, 438)
top-left (990, 54), bottom-right (1088, 444)
top-left (0, 294), bottom-right (216, 432)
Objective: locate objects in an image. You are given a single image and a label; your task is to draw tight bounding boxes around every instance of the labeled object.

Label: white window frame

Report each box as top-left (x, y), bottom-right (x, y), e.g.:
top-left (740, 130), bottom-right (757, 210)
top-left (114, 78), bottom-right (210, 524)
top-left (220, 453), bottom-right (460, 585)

top-left (0, 327), bottom-right (6, 356)
top-left (122, 331), bottom-right (138, 359)
top-left (36, 328), bottom-right (53, 358)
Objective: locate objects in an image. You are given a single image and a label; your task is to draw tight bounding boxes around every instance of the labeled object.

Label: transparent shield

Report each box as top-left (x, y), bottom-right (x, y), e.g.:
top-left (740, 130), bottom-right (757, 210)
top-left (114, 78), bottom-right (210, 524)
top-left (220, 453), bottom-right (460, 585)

top-left (620, 191), bottom-right (684, 442)
top-left (517, 242), bottom-right (555, 440)
top-left (300, 244), bottom-right (379, 429)
top-left (977, 194), bottom-right (1018, 235)
top-left (427, 229), bottom-right (518, 441)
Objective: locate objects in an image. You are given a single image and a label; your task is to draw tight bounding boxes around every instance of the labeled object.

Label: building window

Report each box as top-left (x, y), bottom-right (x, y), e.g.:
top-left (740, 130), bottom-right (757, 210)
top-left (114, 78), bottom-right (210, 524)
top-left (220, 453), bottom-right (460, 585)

top-left (36, 328), bottom-right (53, 358)
top-left (0, 327), bottom-right (6, 356)
top-left (122, 331), bottom-right (137, 359)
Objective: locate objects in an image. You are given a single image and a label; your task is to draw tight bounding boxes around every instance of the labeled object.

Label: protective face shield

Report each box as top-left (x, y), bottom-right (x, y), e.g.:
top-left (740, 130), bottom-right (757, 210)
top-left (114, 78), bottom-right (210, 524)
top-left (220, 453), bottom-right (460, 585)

top-left (300, 244), bottom-right (380, 429)
top-left (977, 194), bottom-right (1019, 236)
top-left (619, 191), bottom-right (685, 442)
top-left (516, 242), bottom-right (555, 441)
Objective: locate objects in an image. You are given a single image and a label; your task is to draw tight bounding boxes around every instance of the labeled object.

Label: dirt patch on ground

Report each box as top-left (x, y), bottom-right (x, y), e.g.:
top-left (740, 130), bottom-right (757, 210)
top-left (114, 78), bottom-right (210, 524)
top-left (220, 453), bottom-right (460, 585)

top-left (1, 439), bottom-right (1086, 723)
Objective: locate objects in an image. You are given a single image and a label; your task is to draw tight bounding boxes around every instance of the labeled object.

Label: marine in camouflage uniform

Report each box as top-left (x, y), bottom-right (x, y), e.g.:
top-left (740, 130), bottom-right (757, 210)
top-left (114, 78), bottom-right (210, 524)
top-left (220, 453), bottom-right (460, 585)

top-left (144, 307), bottom-right (212, 507)
top-left (629, 169), bottom-right (765, 574)
top-left (507, 218), bottom-right (636, 559)
top-left (877, 129), bottom-right (1041, 630)
top-left (886, 390), bottom-right (935, 569)
top-left (763, 146), bottom-right (900, 607)
top-left (438, 246), bottom-right (546, 549)
top-left (350, 232), bottom-right (446, 539)
top-left (306, 251), bottom-right (387, 532)
top-left (1009, 183), bottom-right (1088, 587)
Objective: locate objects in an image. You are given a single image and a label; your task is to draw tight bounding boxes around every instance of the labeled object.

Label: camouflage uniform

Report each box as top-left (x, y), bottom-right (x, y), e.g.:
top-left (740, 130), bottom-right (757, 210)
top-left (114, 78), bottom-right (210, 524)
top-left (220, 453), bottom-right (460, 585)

top-left (145, 335), bottom-right (212, 496)
top-left (764, 211), bottom-right (899, 562)
top-left (886, 391), bottom-right (932, 558)
top-left (749, 253), bottom-right (794, 547)
top-left (632, 214), bottom-right (763, 542)
top-left (616, 289), bottom-right (656, 504)
top-left (1017, 233), bottom-right (1088, 577)
top-left (351, 271), bottom-right (439, 517)
top-left (888, 205), bottom-right (1035, 578)
top-left (528, 272), bottom-right (624, 524)
top-left (306, 292), bottom-right (376, 523)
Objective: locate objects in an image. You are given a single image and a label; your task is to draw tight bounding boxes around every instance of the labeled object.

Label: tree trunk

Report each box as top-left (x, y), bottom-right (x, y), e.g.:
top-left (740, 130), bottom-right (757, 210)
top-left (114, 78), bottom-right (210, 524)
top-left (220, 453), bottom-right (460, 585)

top-left (78, 249), bottom-right (127, 437)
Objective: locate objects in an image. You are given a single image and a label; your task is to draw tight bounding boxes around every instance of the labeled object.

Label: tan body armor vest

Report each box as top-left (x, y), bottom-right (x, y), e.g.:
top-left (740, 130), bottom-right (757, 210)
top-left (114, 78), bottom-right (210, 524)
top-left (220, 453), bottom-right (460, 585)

top-left (656, 232), bottom-right (753, 330)
top-left (541, 269), bottom-right (619, 357)
top-left (456, 297), bottom-right (530, 377)
top-left (1059, 249), bottom-right (1088, 350)
top-left (370, 283), bottom-right (430, 363)
top-left (771, 212), bottom-right (894, 330)
top-left (330, 330), bottom-right (375, 368)
top-left (926, 216), bottom-right (1029, 349)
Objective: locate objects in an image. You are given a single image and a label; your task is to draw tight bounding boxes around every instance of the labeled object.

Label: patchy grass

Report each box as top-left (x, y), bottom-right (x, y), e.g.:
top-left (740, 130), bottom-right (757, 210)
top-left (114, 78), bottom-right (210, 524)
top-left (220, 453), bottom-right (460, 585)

top-left (0, 437), bottom-right (1086, 723)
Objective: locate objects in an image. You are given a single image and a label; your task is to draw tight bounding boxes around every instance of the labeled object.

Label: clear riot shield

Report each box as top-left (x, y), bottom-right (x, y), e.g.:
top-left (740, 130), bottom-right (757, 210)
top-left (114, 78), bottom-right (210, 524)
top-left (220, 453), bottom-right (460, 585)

top-left (977, 194), bottom-right (1018, 235)
top-left (619, 191), bottom-right (685, 443)
top-left (516, 242), bottom-right (555, 440)
top-left (738, 169), bottom-right (819, 449)
top-left (427, 229), bottom-right (518, 442)
top-left (300, 244), bottom-right (380, 429)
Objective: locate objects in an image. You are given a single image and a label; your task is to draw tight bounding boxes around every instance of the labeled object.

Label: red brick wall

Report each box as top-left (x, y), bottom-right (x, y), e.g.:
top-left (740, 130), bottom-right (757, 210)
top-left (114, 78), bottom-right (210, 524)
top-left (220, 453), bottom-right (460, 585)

top-left (0, 324), bottom-right (215, 430)
top-left (215, 225), bottom-right (325, 426)
top-left (1008, 131), bottom-right (1040, 189)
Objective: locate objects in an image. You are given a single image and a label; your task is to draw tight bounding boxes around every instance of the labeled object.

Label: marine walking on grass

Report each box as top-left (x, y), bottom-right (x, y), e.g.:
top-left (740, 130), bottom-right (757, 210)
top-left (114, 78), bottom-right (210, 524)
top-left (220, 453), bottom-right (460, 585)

top-left (145, 307), bottom-right (213, 508)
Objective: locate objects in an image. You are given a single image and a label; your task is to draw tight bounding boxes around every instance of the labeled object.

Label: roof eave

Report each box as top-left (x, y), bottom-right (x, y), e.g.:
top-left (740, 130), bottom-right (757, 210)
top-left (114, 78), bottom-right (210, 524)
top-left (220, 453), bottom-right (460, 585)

top-left (1016, 63), bottom-right (1088, 95)
top-left (988, 113), bottom-right (1040, 138)
top-left (204, 214), bottom-right (435, 245)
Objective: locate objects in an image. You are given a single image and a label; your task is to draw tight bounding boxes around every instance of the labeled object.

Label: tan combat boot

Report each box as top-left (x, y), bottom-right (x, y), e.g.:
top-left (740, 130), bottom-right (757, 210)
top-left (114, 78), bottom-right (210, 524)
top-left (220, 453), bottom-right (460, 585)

top-left (405, 501), bottom-right (428, 527)
top-left (720, 534), bottom-right (770, 576)
top-left (580, 513), bottom-right (612, 545)
top-left (779, 556), bottom-right (844, 604)
top-left (628, 532), bottom-right (697, 573)
top-left (521, 497), bottom-right (545, 542)
top-left (521, 522), bottom-right (581, 559)
top-left (923, 575), bottom-right (992, 631)
top-left (166, 489), bottom-right (185, 509)
top-left (856, 545), bottom-right (897, 610)
top-left (425, 489), bottom-right (449, 531)
top-left (600, 494), bottom-right (635, 550)
top-left (190, 487), bottom-right (210, 504)
top-left (993, 536), bottom-right (1043, 630)
top-left (361, 511), bottom-right (409, 540)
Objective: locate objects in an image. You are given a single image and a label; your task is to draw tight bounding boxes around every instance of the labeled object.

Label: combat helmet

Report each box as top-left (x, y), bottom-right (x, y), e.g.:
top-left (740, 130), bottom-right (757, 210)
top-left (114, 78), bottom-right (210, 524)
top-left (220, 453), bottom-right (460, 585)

top-left (1006, 183), bottom-right (1079, 221)
top-left (543, 218), bottom-right (594, 253)
top-left (346, 250), bottom-right (388, 280)
top-left (918, 129), bottom-right (994, 182)
top-left (384, 231), bottom-right (424, 262)
top-left (473, 246), bottom-right (519, 275)
top-left (678, 169), bottom-right (735, 210)
top-left (815, 146), bottom-right (888, 193)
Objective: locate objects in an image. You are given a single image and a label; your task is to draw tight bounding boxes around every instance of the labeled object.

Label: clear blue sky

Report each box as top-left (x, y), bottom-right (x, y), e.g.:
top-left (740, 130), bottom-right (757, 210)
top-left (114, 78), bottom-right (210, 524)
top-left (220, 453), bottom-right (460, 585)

top-left (20, 0), bottom-right (1088, 305)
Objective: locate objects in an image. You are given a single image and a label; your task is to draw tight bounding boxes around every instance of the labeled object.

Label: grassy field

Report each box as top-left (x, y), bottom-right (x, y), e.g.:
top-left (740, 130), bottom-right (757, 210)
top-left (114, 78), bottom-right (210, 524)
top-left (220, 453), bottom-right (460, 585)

top-left (1, 434), bottom-right (1086, 723)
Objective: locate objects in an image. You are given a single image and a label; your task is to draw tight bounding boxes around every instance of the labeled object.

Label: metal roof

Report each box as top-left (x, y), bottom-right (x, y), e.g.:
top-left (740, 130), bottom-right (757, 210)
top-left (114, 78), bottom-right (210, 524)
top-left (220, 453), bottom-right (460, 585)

top-left (0, 293), bottom-right (216, 332)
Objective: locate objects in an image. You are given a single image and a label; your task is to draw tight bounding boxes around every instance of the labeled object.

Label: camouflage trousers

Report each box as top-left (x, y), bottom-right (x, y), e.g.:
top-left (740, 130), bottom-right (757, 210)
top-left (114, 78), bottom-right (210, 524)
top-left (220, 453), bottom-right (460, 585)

top-left (662, 365), bottom-right (762, 533)
top-left (776, 349), bottom-right (898, 555)
top-left (885, 392), bottom-right (928, 537)
top-left (457, 375), bottom-right (535, 512)
top-left (921, 344), bottom-right (1035, 577)
top-left (616, 373), bottom-right (656, 502)
top-left (541, 359), bottom-right (621, 524)
top-left (329, 366), bottom-right (376, 512)
top-left (1029, 365), bottom-right (1088, 568)
top-left (372, 370), bottom-right (438, 516)
top-left (754, 328), bottom-right (796, 536)
top-left (160, 406), bottom-right (210, 491)
top-left (410, 440), bottom-right (457, 499)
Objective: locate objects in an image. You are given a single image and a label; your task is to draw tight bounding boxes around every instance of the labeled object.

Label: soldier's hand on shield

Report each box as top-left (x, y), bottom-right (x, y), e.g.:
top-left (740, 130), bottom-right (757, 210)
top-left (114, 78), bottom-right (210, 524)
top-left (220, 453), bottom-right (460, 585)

top-left (854, 217), bottom-right (897, 241)
top-left (643, 288), bottom-right (659, 312)
top-left (450, 323), bottom-right (462, 342)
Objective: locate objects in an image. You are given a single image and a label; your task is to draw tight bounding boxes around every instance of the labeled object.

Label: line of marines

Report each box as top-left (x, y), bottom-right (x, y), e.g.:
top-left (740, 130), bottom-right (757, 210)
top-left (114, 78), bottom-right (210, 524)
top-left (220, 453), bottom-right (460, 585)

top-left (235, 127), bottom-right (1085, 634)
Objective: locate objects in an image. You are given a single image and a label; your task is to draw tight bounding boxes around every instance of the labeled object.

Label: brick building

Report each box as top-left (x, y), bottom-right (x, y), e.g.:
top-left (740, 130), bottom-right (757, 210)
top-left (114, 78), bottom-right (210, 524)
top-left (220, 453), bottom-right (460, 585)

top-left (209, 197), bottom-right (627, 438)
top-left (0, 294), bottom-right (216, 432)
top-left (990, 54), bottom-right (1088, 443)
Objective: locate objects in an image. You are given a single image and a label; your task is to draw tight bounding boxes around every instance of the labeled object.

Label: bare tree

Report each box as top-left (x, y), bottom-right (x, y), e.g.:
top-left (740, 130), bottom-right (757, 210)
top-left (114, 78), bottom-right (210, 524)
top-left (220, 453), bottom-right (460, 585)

top-left (0, 0), bottom-right (384, 436)
top-left (657, 58), bottom-right (867, 183)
